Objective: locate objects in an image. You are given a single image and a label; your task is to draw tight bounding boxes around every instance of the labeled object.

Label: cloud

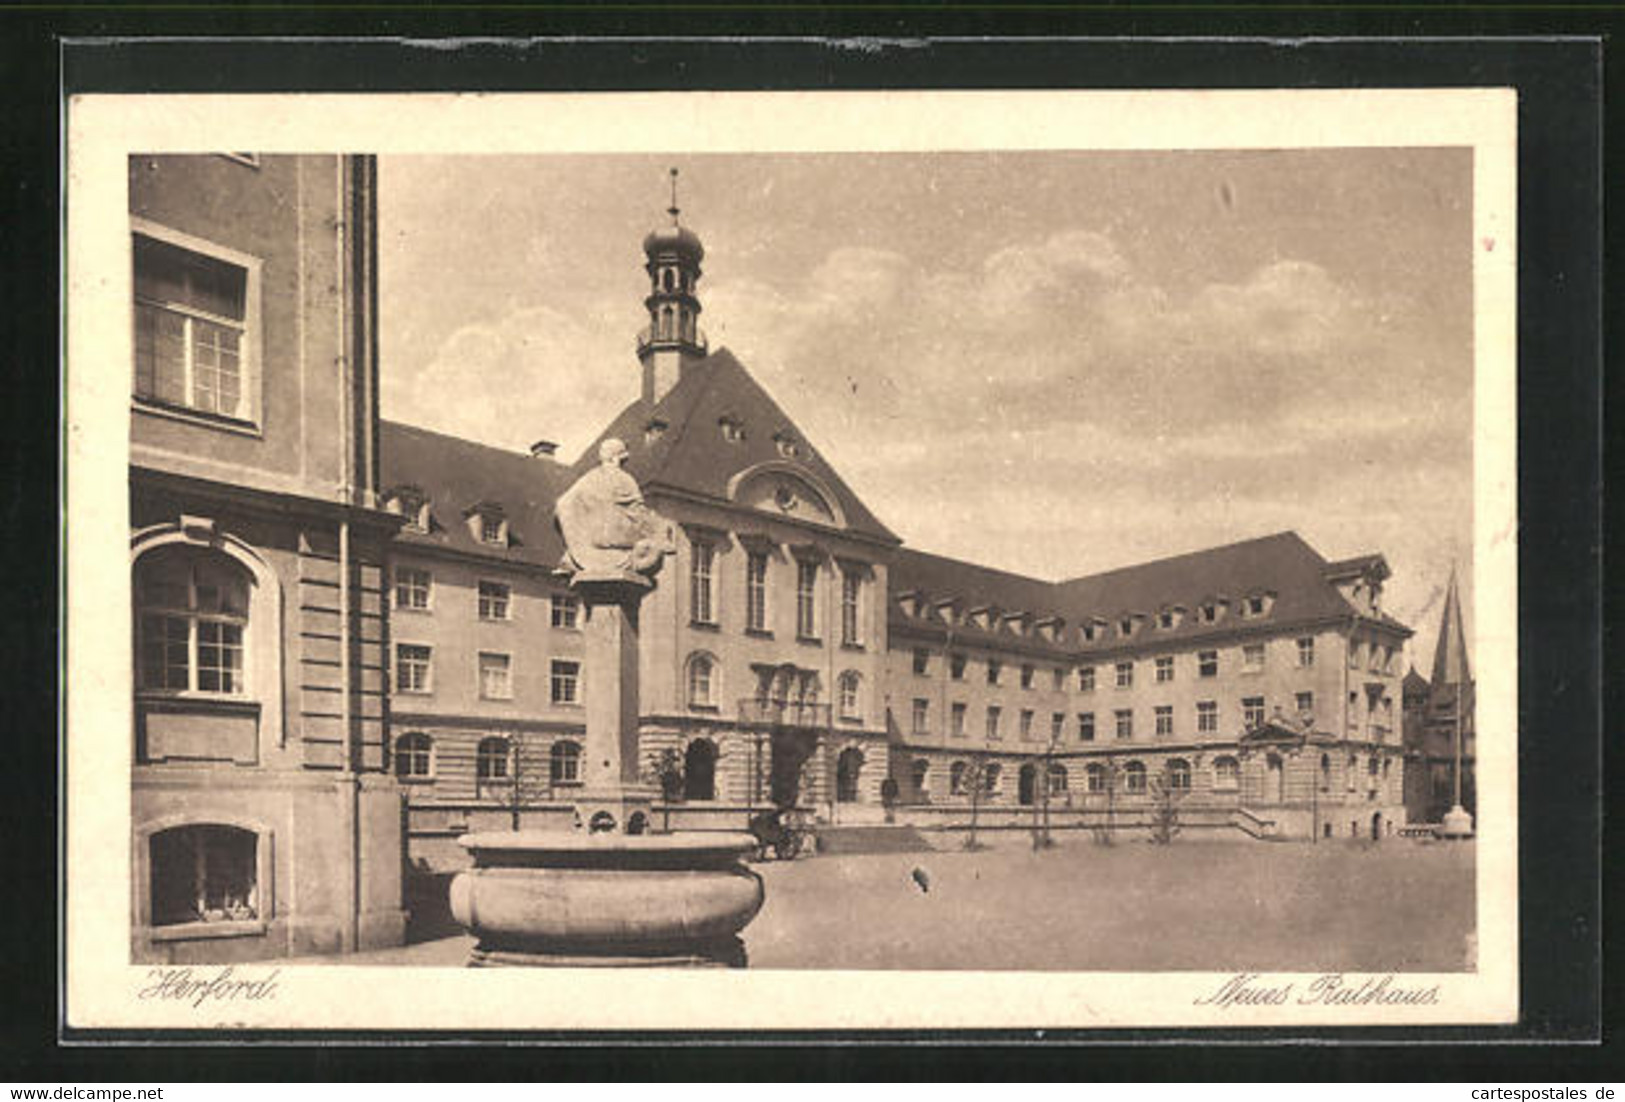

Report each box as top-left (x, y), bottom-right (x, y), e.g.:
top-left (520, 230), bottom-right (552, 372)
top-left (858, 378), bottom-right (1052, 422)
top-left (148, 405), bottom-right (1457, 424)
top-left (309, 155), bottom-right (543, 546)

top-left (384, 304), bottom-right (632, 459)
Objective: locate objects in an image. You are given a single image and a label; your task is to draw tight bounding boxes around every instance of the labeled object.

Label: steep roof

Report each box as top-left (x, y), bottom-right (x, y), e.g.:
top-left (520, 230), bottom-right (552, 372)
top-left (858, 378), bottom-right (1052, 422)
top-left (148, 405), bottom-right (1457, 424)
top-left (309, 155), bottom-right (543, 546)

top-left (380, 420), bottom-right (572, 570)
top-left (891, 531), bottom-right (1410, 657)
top-left (574, 348), bottom-right (899, 546)
top-left (1429, 567), bottom-right (1472, 687)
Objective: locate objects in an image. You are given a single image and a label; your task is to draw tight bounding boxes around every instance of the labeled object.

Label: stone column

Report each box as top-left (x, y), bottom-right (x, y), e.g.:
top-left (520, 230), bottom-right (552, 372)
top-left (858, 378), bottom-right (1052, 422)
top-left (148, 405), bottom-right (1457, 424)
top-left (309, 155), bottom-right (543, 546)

top-left (571, 577), bottom-right (656, 833)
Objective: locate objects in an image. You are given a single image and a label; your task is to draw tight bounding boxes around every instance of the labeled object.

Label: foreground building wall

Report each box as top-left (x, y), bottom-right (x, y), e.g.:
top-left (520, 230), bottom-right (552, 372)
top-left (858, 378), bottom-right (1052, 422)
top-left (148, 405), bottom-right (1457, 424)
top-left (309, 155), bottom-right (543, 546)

top-left (127, 154), bottom-right (405, 962)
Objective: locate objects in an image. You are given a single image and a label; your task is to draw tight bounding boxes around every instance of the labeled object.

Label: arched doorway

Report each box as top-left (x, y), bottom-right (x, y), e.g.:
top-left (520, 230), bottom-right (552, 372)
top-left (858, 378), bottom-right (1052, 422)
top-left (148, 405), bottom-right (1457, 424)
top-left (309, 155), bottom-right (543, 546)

top-left (1370, 811), bottom-right (1383, 841)
top-left (1017, 763), bottom-right (1037, 806)
top-left (684, 738), bottom-right (717, 802)
top-left (1264, 754), bottom-right (1284, 803)
top-left (836, 747), bottom-right (864, 803)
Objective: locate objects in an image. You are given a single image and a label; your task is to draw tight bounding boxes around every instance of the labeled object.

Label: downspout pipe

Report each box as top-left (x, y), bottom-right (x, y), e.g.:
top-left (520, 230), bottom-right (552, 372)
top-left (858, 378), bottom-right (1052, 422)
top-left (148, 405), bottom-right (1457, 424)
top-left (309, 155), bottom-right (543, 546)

top-left (335, 156), bottom-right (360, 953)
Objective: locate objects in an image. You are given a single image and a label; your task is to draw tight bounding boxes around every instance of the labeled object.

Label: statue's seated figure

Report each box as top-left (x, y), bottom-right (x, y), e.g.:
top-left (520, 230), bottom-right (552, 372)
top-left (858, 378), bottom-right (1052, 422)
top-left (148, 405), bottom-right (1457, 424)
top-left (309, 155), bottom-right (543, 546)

top-left (556, 438), bottom-right (675, 583)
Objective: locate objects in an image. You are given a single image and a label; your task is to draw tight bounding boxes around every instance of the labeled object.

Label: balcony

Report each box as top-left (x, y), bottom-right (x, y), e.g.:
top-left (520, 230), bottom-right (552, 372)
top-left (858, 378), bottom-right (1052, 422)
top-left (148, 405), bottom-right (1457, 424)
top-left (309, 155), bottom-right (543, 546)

top-left (637, 325), bottom-right (709, 356)
top-left (737, 698), bottom-right (832, 729)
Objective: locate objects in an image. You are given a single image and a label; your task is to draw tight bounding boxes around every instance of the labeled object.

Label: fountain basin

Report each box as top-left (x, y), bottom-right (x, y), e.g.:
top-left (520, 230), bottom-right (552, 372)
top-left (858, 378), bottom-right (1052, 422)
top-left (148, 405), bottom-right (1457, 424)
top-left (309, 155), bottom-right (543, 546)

top-left (449, 831), bottom-right (764, 967)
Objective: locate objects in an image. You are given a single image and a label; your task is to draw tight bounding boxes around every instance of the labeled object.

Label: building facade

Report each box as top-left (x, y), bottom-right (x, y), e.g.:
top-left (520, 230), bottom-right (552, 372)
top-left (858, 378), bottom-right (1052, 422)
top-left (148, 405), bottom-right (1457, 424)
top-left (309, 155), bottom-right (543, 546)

top-left (128, 154), bottom-right (406, 962)
top-left (382, 200), bottom-right (1413, 852)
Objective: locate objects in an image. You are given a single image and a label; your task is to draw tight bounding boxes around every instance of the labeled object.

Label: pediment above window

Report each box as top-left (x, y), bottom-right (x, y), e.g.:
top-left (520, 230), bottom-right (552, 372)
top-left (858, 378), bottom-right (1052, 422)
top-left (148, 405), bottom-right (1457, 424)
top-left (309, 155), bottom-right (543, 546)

top-left (727, 463), bottom-right (844, 529)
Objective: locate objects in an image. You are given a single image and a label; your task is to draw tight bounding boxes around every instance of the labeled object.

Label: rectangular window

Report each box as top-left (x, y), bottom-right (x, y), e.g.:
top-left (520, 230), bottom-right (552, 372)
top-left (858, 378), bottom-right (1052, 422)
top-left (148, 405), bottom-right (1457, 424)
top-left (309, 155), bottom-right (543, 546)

top-left (1197, 700), bottom-right (1218, 733)
top-left (1020, 664), bottom-right (1035, 689)
top-left (133, 231), bottom-right (253, 421)
top-left (986, 660), bottom-right (1002, 686)
top-left (951, 702), bottom-right (967, 737)
top-left (1243, 642), bottom-right (1266, 671)
top-left (796, 560), bottom-right (818, 638)
top-left (690, 541), bottom-right (716, 625)
top-left (550, 594), bottom-right (579, 629)
top-left (1115, 661), bottom-right (1134, 688)
top-left (1115, 709), bottom-right (1134, 740)
top-left (396, 644), bottom-right (431, 694)
top-left (1019, 709), bottom-right (1034, 740)
top-left (950, 653), bottom-right (966, 681)
top-left (1155, 655), bottom-right (1174, 683)
top-left (841, 571), bottom-right (862, 645)
top-left (550, 660), bottom-right (580, 705)
top-left (746, 552), bottom-right (768, 633)
top-left (1051, 668), bottom-right (1064, 691)
top-left (1198, 650), bottom-right (1219, 678)
top-left (1349, 640), bottom-right (1363, 668)
top-left (479, 514), bottom-right (505, 545)
top-left (1078, 666), bottom-right (1095, 692)
top-left (478, 652), bottom-right (512, 700)
top-left (912, 698), bottom-right (930, 735)
top-left (477, 580), bottom-right (510, 622)
top-left (986, 705), bottom-right (1002, 740)
top-left (394, 567), bottom-right (431, 611)
top-left (912, 648), bottom-right (931, 676)
top-left (1296, 690), bottom-right (1315, 715)
top-left (1079, 712), bottom-right (1095, 742)
top-left (1050, 712), bottom-right (1065, 742)
top-left (1297, 636), bottom-right (1316, 667)
top-left (1155, 705), bottom-right (1174, 737)
top-left (1243, 696), bottom-right (1266, 728)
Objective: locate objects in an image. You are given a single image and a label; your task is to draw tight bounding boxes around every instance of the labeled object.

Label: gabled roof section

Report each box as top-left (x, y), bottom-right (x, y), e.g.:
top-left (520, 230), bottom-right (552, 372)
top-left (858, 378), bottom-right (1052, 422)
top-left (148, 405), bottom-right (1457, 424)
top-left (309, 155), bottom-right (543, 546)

top-left (889, 547), bottom-right (1076, 655)
top-left (574, 348), bottom-right (898, 545)
top-left (380, 420), bottom-right (572, 569)
top-left (1055, 532), bottom-right (1374, 648)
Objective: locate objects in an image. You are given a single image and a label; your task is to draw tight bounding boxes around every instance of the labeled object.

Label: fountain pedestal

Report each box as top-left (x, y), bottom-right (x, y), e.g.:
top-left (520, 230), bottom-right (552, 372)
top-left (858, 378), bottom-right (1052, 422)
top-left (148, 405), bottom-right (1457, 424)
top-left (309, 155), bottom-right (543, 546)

top-left (447, 503), bottom-right (765, 966)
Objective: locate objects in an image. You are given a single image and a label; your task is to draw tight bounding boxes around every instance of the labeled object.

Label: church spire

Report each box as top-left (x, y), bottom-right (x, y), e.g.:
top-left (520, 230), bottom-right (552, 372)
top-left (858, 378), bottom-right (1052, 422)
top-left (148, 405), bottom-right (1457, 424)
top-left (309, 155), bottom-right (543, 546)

top-left (637, 168), bottom-right (707, 405)
top-left (1429, 564), bottom-right (1471, 689)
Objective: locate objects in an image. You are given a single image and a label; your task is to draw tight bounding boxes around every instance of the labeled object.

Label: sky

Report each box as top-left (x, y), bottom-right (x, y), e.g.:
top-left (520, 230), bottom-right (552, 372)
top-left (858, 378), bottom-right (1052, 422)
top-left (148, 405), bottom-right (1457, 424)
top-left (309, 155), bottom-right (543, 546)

top-left (377, 149), bottom-right (1475, 672)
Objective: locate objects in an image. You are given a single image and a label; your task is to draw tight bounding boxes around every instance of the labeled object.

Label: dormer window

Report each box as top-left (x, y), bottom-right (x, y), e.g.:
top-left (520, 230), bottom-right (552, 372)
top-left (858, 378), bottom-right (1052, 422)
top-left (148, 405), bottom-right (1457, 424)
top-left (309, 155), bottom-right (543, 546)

top-left (465, 504), bottom-right (509, 547)
top-left (645, 417), bottom-right (669, 446)
top-left (1001, 612), bottom-right (1029, 637)
top-left (1241, 592), bottom-right (1276, 619)
top-left (1198, 600), bottom-right (1227, 625)
top-left (773, 431), bottom-right (802, 459)
top-left (386, 487), bottom-right (430, 533)
top-left (1158, 606), bottom-right (1185, 630)
top-left (719, 415), bottom-right (745, 443)
top-left (1081, 618), bottom-right (1107, 644)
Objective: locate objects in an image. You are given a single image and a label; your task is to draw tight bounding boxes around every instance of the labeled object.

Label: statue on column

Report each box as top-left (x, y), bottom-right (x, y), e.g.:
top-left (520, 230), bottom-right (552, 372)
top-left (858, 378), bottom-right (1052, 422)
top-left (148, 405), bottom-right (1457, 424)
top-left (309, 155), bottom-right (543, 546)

top-left (556, 438), bottom-right (675, 584)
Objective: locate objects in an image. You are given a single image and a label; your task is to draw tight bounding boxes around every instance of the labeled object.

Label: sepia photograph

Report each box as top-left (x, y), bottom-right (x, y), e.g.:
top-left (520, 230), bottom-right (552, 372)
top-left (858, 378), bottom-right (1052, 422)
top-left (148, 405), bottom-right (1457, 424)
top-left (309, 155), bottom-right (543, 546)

top-left (65, 87), bottom-right (1519, 1031)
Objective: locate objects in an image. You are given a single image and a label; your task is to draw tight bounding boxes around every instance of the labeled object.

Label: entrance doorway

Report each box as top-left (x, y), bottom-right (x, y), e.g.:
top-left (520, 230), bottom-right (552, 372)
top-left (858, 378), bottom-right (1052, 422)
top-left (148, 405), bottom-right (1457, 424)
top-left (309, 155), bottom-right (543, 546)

top-left (836, 747), bottom-right (864, 803)
top-left (683, 738), bottom-right (717, 802)
top-left (1017, 763), bottom-right (1037, 806)
top-left (1370, 811), bottom-right (1383, 841)
top-left (1264, 754), bottom-right (1284, 803)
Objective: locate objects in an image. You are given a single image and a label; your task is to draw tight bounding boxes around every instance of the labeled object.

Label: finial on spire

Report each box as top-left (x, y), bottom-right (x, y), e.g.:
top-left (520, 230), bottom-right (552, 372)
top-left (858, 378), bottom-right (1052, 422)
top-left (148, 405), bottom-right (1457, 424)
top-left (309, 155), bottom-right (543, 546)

top-left (667, 167), bottom-right (680, 225)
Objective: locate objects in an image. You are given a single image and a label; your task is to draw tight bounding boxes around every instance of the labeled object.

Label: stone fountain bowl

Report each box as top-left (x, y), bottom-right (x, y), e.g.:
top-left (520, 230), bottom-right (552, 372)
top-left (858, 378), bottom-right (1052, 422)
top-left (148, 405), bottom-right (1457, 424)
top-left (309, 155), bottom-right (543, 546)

top-left (449, 831), bottom-right (765, 967)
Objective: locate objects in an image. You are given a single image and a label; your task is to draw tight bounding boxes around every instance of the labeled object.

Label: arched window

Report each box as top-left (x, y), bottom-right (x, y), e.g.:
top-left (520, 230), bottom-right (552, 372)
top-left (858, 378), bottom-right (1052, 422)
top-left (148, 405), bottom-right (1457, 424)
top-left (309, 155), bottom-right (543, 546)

top-left (550, 740), bottom-right (582, 786)
top-left (1347, 753), bottom-right (1359, 791)
top-left (136, 545), bottom-right (250, 695)
top-left (686, 652), bottom-right (717, 709)
top-left (394, 732), bottom-right (433, 780)
top-left (1320, 752), bottom-right (1332, 790)
top-left (662, 267), bottom-right (675, 292)
top-left (149, 824), bottom-right (259, 927)
top-left (684, 738), bottom-right (717, 801)
top-left (1085, 762), bottom-right (1107, 793)
top-left (660, 304), bottom-right (675, 338)
top-left (1123, 761), bottom-right (1148, 793)
top-left (476, 737), bottom-right (511, 787)
top-left (949, 761), bottom-right (967, 795)
top-left (1166, 758), bottom-right (1191, 790)
top-left (911, 758), bottom-right (930, 795)
top-left (1213, 756), bottom-right (1240, 791)
top-left (837, 671), bottom-right (862, 720)
top-left (1047, 762), bottom-right (1069, 794)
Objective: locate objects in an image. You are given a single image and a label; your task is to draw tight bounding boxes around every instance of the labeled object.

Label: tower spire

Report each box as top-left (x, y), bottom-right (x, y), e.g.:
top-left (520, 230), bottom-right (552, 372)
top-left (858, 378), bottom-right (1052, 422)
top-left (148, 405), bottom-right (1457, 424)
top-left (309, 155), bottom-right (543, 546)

top-left (1430, 563), bottom-right (1471, 689)
top-left (638, 170), bottom-right (707, 405)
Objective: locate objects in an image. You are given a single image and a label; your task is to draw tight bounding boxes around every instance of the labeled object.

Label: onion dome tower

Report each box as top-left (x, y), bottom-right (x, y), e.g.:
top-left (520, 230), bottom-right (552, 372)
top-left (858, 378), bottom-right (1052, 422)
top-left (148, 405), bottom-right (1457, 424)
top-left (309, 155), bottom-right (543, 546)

top-left (638, 168), bottom-right (708, 405)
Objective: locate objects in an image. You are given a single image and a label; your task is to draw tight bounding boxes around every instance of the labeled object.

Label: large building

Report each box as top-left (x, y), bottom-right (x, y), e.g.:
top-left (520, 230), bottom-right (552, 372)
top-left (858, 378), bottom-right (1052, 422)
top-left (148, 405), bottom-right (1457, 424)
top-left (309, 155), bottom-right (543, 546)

top-left (383, 199), bottom-right (1413, 854)
top-left (127, 154), bottom-right (406, 962)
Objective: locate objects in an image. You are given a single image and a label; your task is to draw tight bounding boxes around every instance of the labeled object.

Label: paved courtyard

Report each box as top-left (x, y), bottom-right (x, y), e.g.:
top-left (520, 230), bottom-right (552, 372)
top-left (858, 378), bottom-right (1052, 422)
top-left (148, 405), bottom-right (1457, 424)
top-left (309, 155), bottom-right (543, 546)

top-left (304, 834), bottom-right (1475, 972)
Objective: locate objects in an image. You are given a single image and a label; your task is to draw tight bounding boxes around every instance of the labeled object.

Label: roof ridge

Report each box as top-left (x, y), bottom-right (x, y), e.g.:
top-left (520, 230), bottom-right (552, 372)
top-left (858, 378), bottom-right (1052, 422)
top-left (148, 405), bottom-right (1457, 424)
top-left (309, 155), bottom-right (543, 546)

top-left (1058, 530), bottom-right (1310, 587)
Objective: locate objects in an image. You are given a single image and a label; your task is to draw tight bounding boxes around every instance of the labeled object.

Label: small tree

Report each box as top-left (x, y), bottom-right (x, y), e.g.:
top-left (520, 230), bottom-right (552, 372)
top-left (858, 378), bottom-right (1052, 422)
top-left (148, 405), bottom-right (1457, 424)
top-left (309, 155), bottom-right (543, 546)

top-left (642, 748), bottom-right (685, 833)
top-left (960, 754), bottom-right (995, 851)
top-left (1033, 726), bottom-right (1065, 850)
top-left (1092, 759), bottom-right (1121, 846)
top-left (1148, 764), bottom-right (1185, 845)
top-left (505, 733), bottom-right (552, 832)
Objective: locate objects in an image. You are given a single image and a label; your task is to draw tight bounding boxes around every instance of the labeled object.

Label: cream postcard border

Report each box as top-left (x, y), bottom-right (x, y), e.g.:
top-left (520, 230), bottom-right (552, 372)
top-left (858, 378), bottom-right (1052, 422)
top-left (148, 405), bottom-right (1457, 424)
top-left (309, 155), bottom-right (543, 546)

top-left (65, 88), bottom-right (1518, 1031)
